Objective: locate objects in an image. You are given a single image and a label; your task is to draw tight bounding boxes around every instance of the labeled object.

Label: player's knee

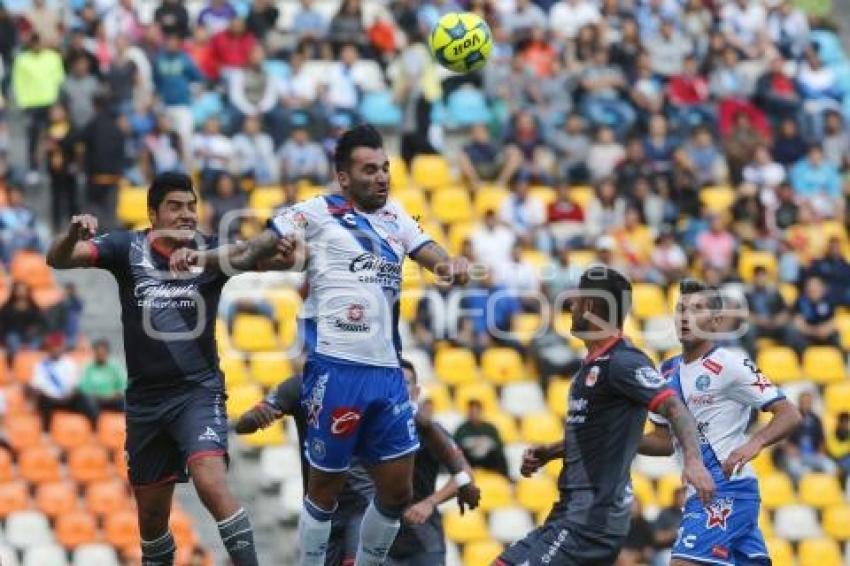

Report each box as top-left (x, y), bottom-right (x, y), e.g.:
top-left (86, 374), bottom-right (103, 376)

top-left (137, 504), bottom-right (171, 540)
top-left (378, 482), bottom-right (413, 511)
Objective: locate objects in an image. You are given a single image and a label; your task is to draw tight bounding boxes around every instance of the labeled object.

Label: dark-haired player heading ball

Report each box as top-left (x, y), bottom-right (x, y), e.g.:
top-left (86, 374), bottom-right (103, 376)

top-left (495, 266), bottom-right (715, 565)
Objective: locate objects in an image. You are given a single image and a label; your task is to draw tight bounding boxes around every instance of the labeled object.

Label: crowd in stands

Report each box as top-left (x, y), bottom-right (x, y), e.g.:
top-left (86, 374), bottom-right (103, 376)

top-left (0, 0), bottom-right (850, 563)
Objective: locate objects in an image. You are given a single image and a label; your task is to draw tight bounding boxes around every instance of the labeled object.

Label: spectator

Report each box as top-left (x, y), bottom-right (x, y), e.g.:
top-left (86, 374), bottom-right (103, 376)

top-left (789, 144), bottom-right (843, 218)
top-left (501, 243), bottom-right (540, 310)
top-left (643, 114), bottom-right (677, 176)
top-left (245, 0), bottom-right (280, 47)
top-left (0, 282), bottom-right (46, 363)
top-left (754, 56), bottom-right (802, 121)
top-left (458, 124), bottom-right (522, 188)
top-left (28, 332), bottom-right (96, 429)
top-left (617, 499), bottom-right (655, 566)
top-left (454, 399), bottom-right (509, 476)
top-left (80, 94), bottom-right (125, 230)
top-left (520, 27), bottom-right (557, 78)
top-left (153, 33), bottom-right (204, 154)
top-left (723, 111), bottom-right (767, 183)
top-left (328, 0), bottom-right (367, 49)
top-left (471, 209), bottom-right (516, 275)
top-left (731, 182), bottom-right (767, 243)
top-left (106, 36), bottom-right (142, 112)
top-left (507, 0), bottom-right (547, 39)
top-left (822, 110), bottom-right (849, 169)
top-left (205, 172), bottom-right (248, 241)
top-left (685, 126), bottom-right (727, 186)
top-left (719, 0), bottom-right (766, 57)
top-left (102, 0), bottom-right (142, 44)
top-left (585, 178), bottom-right (627, 242)
top-left (652, 487), bottom-right (687, 566)
top-left (197, 0), bottom-right (237, 35)
top-left (413, 277), bottom-right (467, 355)
top-left (587, 126), bottom-right (625, 181)
top-left (293, 0), bottom-right (328, 41)
top-left (742, 145), bottom-right (785, 192)
top-left (462, 269), bottom-right (522, 353)
top-left (650, 228), bottom-right (688, 285)
top-left (546, 113), bottom-right (590, 184)
top-left (24, 0), bottom-right (61, 49)
top-left (154, 0), bottom-right (191, 38)
top-left (12, 33), bottom-right (65, 180)
top-left (826, 412), bottom-right (850, 477)
top-left (61, 55), bottom-right (99, 129)
top-left (630, 53), bottom-right (665, 123)
top-left (644, 16), bottom-right (691, 79)
top-left (771, 117), bottom-right (809, 168)
top-left (611, 206), bottom-right (655, 281)
top-left (277, 120), bottom-right (329, 185)
top-left (787, 275), bottom-right (840, 353)
top-left (209, 18), bottom-right (257, 80)
top-left (141, 113), bottom-right (186, 178)
top-left (543, 246), bottom-right (583, 304)
top-left (709, 46), bottom-right (750, 101)
top-left (767, 0), bottom-right (809, 59)
top-left (609, 18), bottom-right (642, 77)
top-left (696, 214), bottom-right (736, 274)
top-left (499, 175), bottom-right (547, 247)
top-left (667, 54), bottom-right (712, 130)
top-left (45, 104), bottom-right (78, 232)
top-left (797, 45), bottom-right (843, 141)
top-left (227, 45), bottom-right (282, 137)
top-left (579, 47), bottom-right (635, 138)
top-left (546, 183), bottom-right (586, 250)
top-left (781, 391), bottom-right (838, 480)
top-left (743, 265), bottom-right (791, 355)
top-left (232, 115), bottom-right (277, 185)
top-left (615, 137), bottom-right (654, 196)
top-left (192, 116), bottom-right (234, 193)
top-left (771, 181), bottom-right (799, 231)
top-left (807, 237), bottom-right (850, 307)
top-left (549, 0), bottom-right (601, 42)
top-left (324, 43), bottom-right (367, 116)
top-left (50, 282), bottom-right (83, 350)
top-left (79, 339), bottom-right (126, 413)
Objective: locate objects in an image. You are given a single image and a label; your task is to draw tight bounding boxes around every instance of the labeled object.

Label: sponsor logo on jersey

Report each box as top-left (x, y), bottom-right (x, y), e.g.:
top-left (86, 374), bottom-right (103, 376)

top-left (585, 366), bottom-right (600, 387)
top-left (305, 373), bottom-right (329, 428)
top-left (695, 374), bottom-right (711, 391)
top-left (712, 545), bottom-right (730, 559)
top-left (566, 397), bottom-right (588, 424)
top-left (635, 366), bottom-right (664, 388)
top-left (330, 408), bottom-right (362, 436)
top-left (311, 438), bottom-right (326, 460)
top-left (688, 394), bottom-right (715, 408)
top-left (333, 303), bottom-right (371, 332)
top-left (706, 497), bottom-right (734, 530)
top-left (702, 358), bottom-right (723, 374)
top-left (750, 372), bottom-right (772, 393)
top-left (342, 213), bottom-right (358, 226)
top-left (198, 426), bottom-right (220, 443)
top-left (293, 211), bottom-right (308, 229)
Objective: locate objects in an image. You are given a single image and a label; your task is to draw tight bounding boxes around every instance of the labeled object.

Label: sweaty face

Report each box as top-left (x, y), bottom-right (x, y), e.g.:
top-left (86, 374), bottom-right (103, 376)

top-left (676, 292), bottom-right (717, 347)
top-left (150, 191), bottom-right (198, 243)
top-left (340, 147), bottom-right (390, 212)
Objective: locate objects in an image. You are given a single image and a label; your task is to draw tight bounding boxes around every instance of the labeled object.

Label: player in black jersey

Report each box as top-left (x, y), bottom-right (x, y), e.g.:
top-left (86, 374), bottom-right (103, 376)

top-left (236, 359), bottom-right (481, 565)
top-left (495, 266), bottom-right (714, 566)
top-left (46, 172), bottom-right (273, 566)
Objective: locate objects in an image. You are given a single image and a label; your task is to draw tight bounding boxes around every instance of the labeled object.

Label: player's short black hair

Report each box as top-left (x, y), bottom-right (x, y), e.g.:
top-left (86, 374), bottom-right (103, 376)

top-left (147, 172), bottom-right (196, 211)
top-left (400, 358), bottom-right (417, 379)
top-left (334, 124), bottom-right (383, 173)
top-left (680, 278), bottom-right (724, 313)
top-left (578, 265), bottom-right (632, 328)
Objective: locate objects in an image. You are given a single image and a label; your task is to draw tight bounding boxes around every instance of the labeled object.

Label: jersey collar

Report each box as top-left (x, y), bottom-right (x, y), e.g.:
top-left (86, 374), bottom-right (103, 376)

top-left (583, 334), bottom-right (622, 364)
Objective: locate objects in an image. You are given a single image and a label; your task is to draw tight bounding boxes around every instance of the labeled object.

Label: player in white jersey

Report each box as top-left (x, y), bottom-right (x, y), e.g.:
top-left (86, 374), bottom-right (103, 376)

top-left (640, 279), bottom-right (801, 565)
top-left (172, 125), bottom-right (469, 566)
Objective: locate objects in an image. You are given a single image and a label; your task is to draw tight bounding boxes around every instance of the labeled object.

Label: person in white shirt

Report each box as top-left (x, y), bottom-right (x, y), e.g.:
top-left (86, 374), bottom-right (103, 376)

top-left (232, 115), bottom-right (277, 184)
top-left (501, 243), bottom-right (540, 311)
top-left (499, 177), bottom-right (546, 246)
top-left (324, 43), bottom-right (366, 112)
top-left (720, 0), bottom-right (767, 57)
top-left (742, 145), bottom-right (786, 191)
top-left (549, 0), bottom-right (601, 41)
top-left (471, 209), bottom-right (516, 277)
top-left (192, 117), bottom-right (234, 192)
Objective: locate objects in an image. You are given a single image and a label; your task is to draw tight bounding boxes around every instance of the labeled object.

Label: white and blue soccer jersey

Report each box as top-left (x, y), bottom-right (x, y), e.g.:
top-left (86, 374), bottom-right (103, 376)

top-left (268, 194), bottom-right (431, 471)
top-left (653, 346), bottom-right (784, 565)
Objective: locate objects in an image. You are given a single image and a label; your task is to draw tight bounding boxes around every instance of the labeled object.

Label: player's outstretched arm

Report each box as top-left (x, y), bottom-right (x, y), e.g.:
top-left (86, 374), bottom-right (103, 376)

top-left (638, 424), bottom-right (674, 456)
top-left (170, 229), bottom-right (298, 274)
top-left (520, 440), bottom-right (565, 477)
top-left (410, 241), bottom-right (470, 285)
top-left (47, 214), bottom-right (99, 269)
top-left (722, 399), bottom-right (801, 478)
top-left (234, 401), bottom-right (284, 434)
top-left (415, 415), bottom-right (481, 515)
top-left (654, 395), bottom-right (716, 504)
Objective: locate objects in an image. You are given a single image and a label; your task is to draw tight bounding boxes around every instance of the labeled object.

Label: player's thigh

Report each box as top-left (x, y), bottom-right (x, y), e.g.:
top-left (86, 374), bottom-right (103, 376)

top-left (672, 496), bottom-right (756, 566)
top-left (356, 366), bottom-right (419, 469)
top-left (125, 412), bottom-right (184, 487)
top-left (367, 454), bottom-right (415, 506)
top-left (168, 384), bottom-right (230, 469)
top-left (498, 522), bottom-right (620, 566)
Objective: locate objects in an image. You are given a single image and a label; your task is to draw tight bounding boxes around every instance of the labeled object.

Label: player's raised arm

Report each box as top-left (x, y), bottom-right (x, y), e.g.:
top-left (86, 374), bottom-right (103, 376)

top-left (410, 240), bottom-right (470, 285)
top-left (170, 229), bottom-right (299, 274)
top-left (46, 214), bottom-right (99, 269)
top-left (415, 416), bottom-right (481, 515)
top-left (234, 376), bottom-right (300, 434)
top-left (520, 440), bottom-right (566, 477)
top-left (638, 422), bottom-right (674, 456)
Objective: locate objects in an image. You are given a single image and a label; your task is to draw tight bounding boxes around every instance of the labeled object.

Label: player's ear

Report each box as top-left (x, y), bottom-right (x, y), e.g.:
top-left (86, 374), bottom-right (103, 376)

top-left (336, 169), bottom-right (349, 189)
top-left (148, 206), bottom-right (157, 227)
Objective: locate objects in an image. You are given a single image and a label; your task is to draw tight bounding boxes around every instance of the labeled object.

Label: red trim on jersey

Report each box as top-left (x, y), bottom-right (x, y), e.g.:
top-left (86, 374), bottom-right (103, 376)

top-left (702, 358), bottom-right (723, 374)
top-left (493, 560), bottom-right (509, 566)
top-left (149, 234), bottom-right (175, 258)
top-left (85, 240), bottom-right (100, 266)
top-left (648, 388), bottom-right (676, 412)
top-left (131, 474), bottom-right (178, 490)
top-left (186, 449), bottom-right (226, 466)
top-left (584, 334), bottom-right (622, 364)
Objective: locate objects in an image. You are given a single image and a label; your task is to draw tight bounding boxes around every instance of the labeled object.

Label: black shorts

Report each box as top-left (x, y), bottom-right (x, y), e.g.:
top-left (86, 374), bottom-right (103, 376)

top-left (496, 515), bottom-right (623, 566)
top-left (125, 382), bottom-right (229, 487)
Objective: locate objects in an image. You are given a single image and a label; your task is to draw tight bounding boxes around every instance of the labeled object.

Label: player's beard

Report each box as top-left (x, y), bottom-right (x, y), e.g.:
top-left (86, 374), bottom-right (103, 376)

top-left (348, 179), bottom-right (388, 212)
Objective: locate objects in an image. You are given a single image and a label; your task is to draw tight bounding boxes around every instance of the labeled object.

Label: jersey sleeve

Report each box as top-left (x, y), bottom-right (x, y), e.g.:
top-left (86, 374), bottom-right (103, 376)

top-left (267, 199), bottom-right (322, 240)
top-left (649, 357), bottom-right (681, 426)
top-left (268, 376), bottom-right (302, 414)
top-left (88, 231), bottom-right (132, 273)
top-left (724, 351), bottom-right (786, 410)
top-left (393, 202), bottom-right (432, 257)
top-left (608, 352), bottom-right (675, 411)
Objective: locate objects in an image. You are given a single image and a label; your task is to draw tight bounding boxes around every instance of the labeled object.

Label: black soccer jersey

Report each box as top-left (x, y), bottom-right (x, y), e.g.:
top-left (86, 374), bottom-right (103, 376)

top-left (557, 336), bottom-right (674, 536)
top-left (88, 230), bottom-right (228, 398)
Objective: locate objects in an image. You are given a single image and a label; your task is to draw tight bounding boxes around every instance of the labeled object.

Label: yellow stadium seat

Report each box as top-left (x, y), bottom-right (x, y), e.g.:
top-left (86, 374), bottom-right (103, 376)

top-left (455, 382), bottom-right (500, 413)
top-left (516, 476), bottom-right (558, 514)
top-left (232, 314), bottom-right (278, 352)
top-left (475, 471), bottom-right (514, 511)
top-left (226, 384), bottom-right (263, 418)
top-left (297, 184), bottom-right (326, 201)
top-left (399, 291), bottom-right (420, 322)
top-left (803, 346), bottom-right (846, 384)
top-left (240, 423), bottom-right (286, 448)
top-left (434, 347), bottom-right (478, 386)
top-left (420, 220), bottom-right (447, 249)
top-left (751, 449), bottom-right (775, 477)
top-left (220, 355), bottom-right (249, 387)
top-left (759, 472), bottom-right (796, 509)
top-left (249, 187), bottom-right (284, 221)
top-left (779, 283), bottom-right (798, 306)
top-left (543, 457), bottom-right (563, 480)
top-left (520, 250), bottom-right (549, 276)
top-left (484, 411), bottom-right (520, 444)
top-left (700, 185), bottom-right (735, 213)
top-left (411, 155), bottom-right (452, 190)
top-left (547, 379), bottom-right (571, 418)
top-left (389, 155), bottom-right (409, 190)
top-left (443, 508), bottom-right (489, 544)
top-left (756, 346), bottom-right (801, 384)
top-left (528, 185), bottom-right (556, 206)
top-left (512, 313), bottom-right (544, 345)
top-left (825, 382), bottom-right (850, 413)
top-left (656, 474), bottom-right (683, 507)
top-left (448, 221), bottom-right (475, 255)
top-left (823, 505), bottom-right (850, 540)
top-left (421, 382), bottom-right (452, 413)
top-left (631, 473), bottom-right (656, 508)
top-left (392, 188), bottom-right (429, 221)
top-left (117, 186), bottom-right (148, 226)
top-left (765, 538), bottom-right (794, 565)
top-left (474, 185), bottom-right (509, 216)
top-left (758, 507), bottom-right (773, 538)
top-left (798, 538), bottom-right (843, 566)
top-left (631, 283), bottom-right (667, 319)
top-left (568, 249), bottom-right (596, 270)
top-left (463, 540), bottom-right (504, 566)
top-left (798, 472), bottom-right (843, 509)
top-left (268, 288), bottom-right (303, 326)
top-left (738, 250), bottom-right (778, 282)
top-left (520, 412), bottom-right (563, 444)
top-left (569, 185), bottom-right (594, 209)
top-left (432, 187), bottom-right (473, 224)
top-left (836, 312), bottom-right (850, 350)
top-left (249, 356), bottom-right (293, 388)
top-left (481, 347), bottom-right (526, 385)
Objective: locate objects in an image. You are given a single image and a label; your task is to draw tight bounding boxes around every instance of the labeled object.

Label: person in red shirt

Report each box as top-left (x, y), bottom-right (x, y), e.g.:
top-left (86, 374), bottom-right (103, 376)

top-left (208, 18), bottom-right (257, 80)
top-left (668, 54), bottom-right (714, 131)
top-left (547, 183), bottom-right (586, 249)
top-left (520, 26), bottom-right (557, 78)
top-left (755, 55), bottom-right (802, 121)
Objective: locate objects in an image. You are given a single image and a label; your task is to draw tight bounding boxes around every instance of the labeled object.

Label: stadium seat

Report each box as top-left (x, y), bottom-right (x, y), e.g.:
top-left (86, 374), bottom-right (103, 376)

top-left (511, 313), bottom-right (544, 345)
top-left (96, 412), bottom-right (126, 452)
top-left (798, 537), bottom-right (843, 566)
top-left (502, 383), bottom-right (546, 417)
top-left (699, 185), bottom-right (735, 214)
top-left (656, 474), bottom-right (683, 507)
top-left (774, 505), bottom-right (822, 541)
top-left (750, 449), bottom-right (775, 476)
top-left (51, 412), bottom-right (94, 451)
top-left (434, 347), bottom-right (478, 386)
top-left (799, 472), bottom-right (844, 509)
top-left (399, 291), bottom-right (420, 322)
top-left (22, 544), bottom-right (68, 566)
top-left (0, 481), bottom-right (30, 518)
top-left (543, 457), bottom-right (563, 480)
top-left (760, 472), bottom-right (797, 509)
top-left (643, 316), bottom-right (679, 352)
top-left (504, 443), bottom-right (529, 481)
top-left (528, 186), bottom-right (556, 206)
top-left (454, 382), bottom-right (499, 413)
top-left (10, 251), bottom-right (53, 289)
top-left (6, 510), bottom-right (53, 549)
top-left (765, 537), bottom-right (794, 565)
top-left (445, 86), bottom-right (491, 128)
top-left (631, 283), bottom-right (667, 320)
top-left (259, 445), bottom-right (301, 489)
top-left (485, 411), bottom-right (520, 444)
top-left (432, 186), bottom-right (474, 224)
top-left (836, 312), bottom-right (850, 350)
top-left (443, 508), bottom-right (489, 544)
top-left (73, 543), bottom-right (119, 566)
top-left (520, 412), bottom-right (563, 444)
top-left (19, 445), bottom-right (62, 484)
top-left (568, 185), bottom-right (595, 209)
top-left (474, 185), bottom-right (509, 216)
top-left (389, 155), bottom-right (409, 190)
top-left (631, 473), bottom-right (657, 508)
top-left (104, 509), bottom-right (140, 550)
top-left (481, 347), bottom-right (526, 385)
top-left (239, 423), bottom-right (286, 448)
top-left (117, 185), bottom-right (149, 227)
top-left (756, 346), bottom-right (801, 384)
top-left (169, 507), bottom-right (198, 548)
top-left (36, 481), bottom-right (78, 518)
top-left (0, 544), bottom-right (17, 566)
top-left (86, 479), bottom-right (129, 517)
top-left (226, 383), bottom-right (264, 417)
top-left (411, 155), bottom-right (452, 191)
top-left (392, 188), bottom-right (429, 221)
top-left (738, 249), bottom-right (778, 282)
top-left (12, 350), bottom-right (46, 384)
top-left (297, 184), bottom-right (326, 202)
top-left (278, 477), bottom-right (305, 522)
top-left (515, 476), bottom-right (558, 514)
top-left (55, 510), bottom-right (98, 549)
top-left (67, 444), bottom-right (110, 484)
top-left (823, 504), bottom-right (850, 540)
top-left (758, 507), bottom-right (773, 538)
top-left (547, 379), bottom-right (571, 418)
top-left (248, 186), bottom-right (283, 221)
top-left (232, 314), bottom-right (278, 352)
top-left (447, 221), bottom-right (475, 255)
top-left (802, 346), bottom-right (846, 384)
top-left (249, 355), bottom-right (293, 389)
top-left (475, 471), bottom-right (514, 511)
top-left (489, 507), bottom-right (535, 543)
top-left (358, 91), bottom-right (402, 128)
top-left (0, 448), bottom-right (13, 482)
top-left (462, 539), bottom-right (503, 566)
top-left (422, 381), bottom-right (452, 413)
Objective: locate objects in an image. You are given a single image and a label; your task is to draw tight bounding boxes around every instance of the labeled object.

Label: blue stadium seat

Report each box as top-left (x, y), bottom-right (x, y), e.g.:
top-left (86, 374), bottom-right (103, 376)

top-left (811, 30), bottom-right (845, 66)
top-left (358, 91), bottom-right (402, 128)
top-left (446, 87), bottom-right (491, 128)
top-left (263, 60), bottom-right (291, 81)
top-left (191, 91), bottom-right (225, 127)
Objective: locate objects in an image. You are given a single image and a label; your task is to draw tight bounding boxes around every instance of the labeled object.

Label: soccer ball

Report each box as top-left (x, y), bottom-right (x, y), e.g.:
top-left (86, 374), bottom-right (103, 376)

top-left (428, 12), bottom-right (492, 73)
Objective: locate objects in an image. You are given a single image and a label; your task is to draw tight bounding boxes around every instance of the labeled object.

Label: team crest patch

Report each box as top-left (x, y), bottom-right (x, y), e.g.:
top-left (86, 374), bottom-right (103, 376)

top-left (585, 366), bottom-right (600, 387)
top-left (635, 366), bottom-right (663, 388)
top-left (702, 358), bottom-right (723, 374)
top-left (311, 438), bottom-right (326, 460)
top-left (695, 374), bottom-right (711, 391)
top-left (706, 497), bottom-right (734, 530)
top-left (293, 212), bottom-right (308, 229)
